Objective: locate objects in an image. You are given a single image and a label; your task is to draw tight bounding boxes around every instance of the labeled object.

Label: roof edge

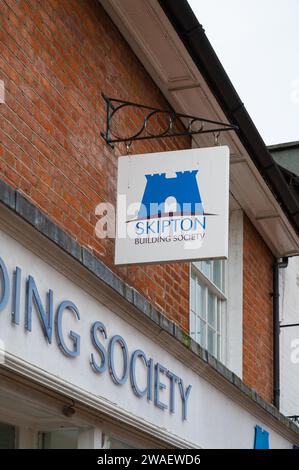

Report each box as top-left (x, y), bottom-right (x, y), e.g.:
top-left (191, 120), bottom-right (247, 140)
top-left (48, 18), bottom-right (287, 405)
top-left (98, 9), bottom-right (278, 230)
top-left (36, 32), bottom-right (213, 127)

top-left (268, 140), bottom-right (299, 152)
top-left (158, 0), bottom-right (299, 235)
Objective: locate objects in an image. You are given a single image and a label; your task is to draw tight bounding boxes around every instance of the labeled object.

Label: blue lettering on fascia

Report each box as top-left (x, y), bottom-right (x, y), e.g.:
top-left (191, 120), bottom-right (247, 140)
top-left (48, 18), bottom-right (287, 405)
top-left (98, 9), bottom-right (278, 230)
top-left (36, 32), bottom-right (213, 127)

top-left (26, 275), bottom-right (53, 344)
top-left (55, 300), bottom-right (81, 357)
top-left (12, 267), bottom-right (21, 325)
top-left (130, 349), bottom-right (148, 398)
top-left (155, 362), bottom-right (168, 411)
top-left (90, 321), bottom-right (107, 373)
top-left (0, 255), bottom-right (192, 420)
top-left (0, 257), bottom-right (10, 312)
top-left (108, 335), bottom-right (129, 385)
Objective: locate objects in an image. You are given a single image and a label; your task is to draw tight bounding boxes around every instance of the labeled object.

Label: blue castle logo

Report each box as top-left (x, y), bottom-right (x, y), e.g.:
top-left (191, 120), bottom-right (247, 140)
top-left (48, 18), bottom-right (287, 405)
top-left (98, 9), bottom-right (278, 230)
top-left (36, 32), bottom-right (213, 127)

top-left (137, 170), bottom-right (204, 219)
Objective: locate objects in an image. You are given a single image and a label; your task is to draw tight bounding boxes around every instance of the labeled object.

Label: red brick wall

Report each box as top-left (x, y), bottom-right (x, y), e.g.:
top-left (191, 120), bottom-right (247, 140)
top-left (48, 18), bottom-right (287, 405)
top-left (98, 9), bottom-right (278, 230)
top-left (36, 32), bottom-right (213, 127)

top-left (243, 215), bottom-right (274, 403)
top-left (0, 0), bottom-right (276, 403)
top-left (0, 0), bottom-right (190, 331)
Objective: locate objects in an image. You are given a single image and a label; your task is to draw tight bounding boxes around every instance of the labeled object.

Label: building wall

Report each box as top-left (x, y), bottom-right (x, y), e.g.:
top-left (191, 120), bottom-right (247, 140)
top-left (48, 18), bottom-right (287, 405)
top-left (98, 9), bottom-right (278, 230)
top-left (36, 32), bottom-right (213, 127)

top-left (0, 221), bottom-right (295, 449)
top-left (227, 209), bottom-right (243, 378)
top-left (270, 146), bottom-right (299, 416)
top-left (0, 0), bottom-right (190, 330)
top-left (0, 0), bottom-right (279, 405)
top-left (280, 256), bottom-right (299, 416)
top-left (243, 215), bottom-right (274, 403)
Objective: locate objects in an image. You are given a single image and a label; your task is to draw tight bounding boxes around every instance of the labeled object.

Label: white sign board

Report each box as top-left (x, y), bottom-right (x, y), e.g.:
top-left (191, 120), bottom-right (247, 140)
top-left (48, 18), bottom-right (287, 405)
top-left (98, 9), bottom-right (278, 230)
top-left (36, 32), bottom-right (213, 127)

top-left (115, 146), bottom-right (229, 265)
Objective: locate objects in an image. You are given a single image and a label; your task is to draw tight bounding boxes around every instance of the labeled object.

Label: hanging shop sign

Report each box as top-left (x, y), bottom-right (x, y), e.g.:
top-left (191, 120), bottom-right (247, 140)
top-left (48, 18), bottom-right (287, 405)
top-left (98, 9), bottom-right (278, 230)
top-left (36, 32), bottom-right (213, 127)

top-left (115, 146), bottom-right (229, 265)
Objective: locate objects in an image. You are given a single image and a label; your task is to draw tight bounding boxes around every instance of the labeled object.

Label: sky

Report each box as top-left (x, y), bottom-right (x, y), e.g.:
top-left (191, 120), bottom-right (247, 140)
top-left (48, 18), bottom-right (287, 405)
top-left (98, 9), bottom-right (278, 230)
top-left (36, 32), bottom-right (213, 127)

top-left (188, 0), bottom-right (299, 146)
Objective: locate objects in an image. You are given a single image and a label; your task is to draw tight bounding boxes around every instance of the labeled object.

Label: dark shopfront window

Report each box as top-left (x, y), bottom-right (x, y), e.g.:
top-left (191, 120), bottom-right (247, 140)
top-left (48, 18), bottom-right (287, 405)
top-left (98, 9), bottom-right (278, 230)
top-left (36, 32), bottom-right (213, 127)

top-left (0, 422), bottom-right (16, 449)
top-left (40, 429), bottom-right (79, 449)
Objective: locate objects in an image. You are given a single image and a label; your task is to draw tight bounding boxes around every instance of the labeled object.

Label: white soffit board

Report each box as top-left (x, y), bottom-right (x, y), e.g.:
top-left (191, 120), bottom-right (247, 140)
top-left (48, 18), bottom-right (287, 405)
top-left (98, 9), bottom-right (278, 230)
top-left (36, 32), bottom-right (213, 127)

top-left (101, 0), bottom-right (199, 88)
top-left (230, 162), bottom-right (275, 218)
top-left (257, 217), bottom-right (299, 256)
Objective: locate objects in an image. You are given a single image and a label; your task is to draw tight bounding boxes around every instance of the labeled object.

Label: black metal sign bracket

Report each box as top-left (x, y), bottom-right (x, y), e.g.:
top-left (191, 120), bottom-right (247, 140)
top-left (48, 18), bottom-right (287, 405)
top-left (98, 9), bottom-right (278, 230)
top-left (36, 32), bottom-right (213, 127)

top-left (101, 94), bottom-right (238, 148)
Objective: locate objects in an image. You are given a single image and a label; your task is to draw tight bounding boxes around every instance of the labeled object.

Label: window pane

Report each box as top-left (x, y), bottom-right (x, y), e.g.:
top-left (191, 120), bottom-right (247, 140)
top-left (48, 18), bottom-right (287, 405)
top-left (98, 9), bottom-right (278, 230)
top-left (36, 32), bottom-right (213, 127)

top-left (208, 327), bottom-right (216, 356)
top-left (208, 291), bottom-right (216, 327)
top-left (217, 300), bottom-right (221, 333)
top-left (193, 261), bottom-right (201, 272)
top-left (190, 311), bottom-right (196, 338)
top-left (41, 429), bottom-right (79, 449)
top-left (105, 436), bottom-right (136, 449)
top-left (197, 318), bottom-right (206, 349)
top-left (190, 273), bottom-right (196, 312)
top-left (213, 260), bottom-right (222, 290)
top-left (196, 280), bottom-right (206, 319)
top-left (201, 260), bottom-right (212, 280)
top-left (190, 263), bottom-right (226, 362)
top-left (217, 334), bottom-right (221, 360)
top-left (0, 422), bottom-right (15, 449)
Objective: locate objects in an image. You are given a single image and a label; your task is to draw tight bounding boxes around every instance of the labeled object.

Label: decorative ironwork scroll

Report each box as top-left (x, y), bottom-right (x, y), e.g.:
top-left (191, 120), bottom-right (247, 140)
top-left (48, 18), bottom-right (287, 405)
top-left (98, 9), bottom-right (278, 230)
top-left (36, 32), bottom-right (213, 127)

top-left (101, 94), bottom-right (238, 148)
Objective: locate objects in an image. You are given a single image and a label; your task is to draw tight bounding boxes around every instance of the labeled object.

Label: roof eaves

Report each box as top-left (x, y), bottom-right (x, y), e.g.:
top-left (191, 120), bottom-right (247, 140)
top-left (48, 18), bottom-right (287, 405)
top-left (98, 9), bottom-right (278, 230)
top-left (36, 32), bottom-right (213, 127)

top-left (158, 0), bottom-right (299, 234)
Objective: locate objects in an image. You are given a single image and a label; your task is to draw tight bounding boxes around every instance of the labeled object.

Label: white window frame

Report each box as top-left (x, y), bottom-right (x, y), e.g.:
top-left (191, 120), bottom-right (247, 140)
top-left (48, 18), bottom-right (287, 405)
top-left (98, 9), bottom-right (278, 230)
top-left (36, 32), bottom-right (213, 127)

top-left (190, 260), bottom-right (227, 363)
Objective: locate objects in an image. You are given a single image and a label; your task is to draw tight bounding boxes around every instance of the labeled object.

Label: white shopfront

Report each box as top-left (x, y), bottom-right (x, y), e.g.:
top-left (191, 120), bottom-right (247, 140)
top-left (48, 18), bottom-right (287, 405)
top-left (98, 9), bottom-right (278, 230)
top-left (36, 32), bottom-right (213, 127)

top-left (0, 203), bottom-right (298, 449)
